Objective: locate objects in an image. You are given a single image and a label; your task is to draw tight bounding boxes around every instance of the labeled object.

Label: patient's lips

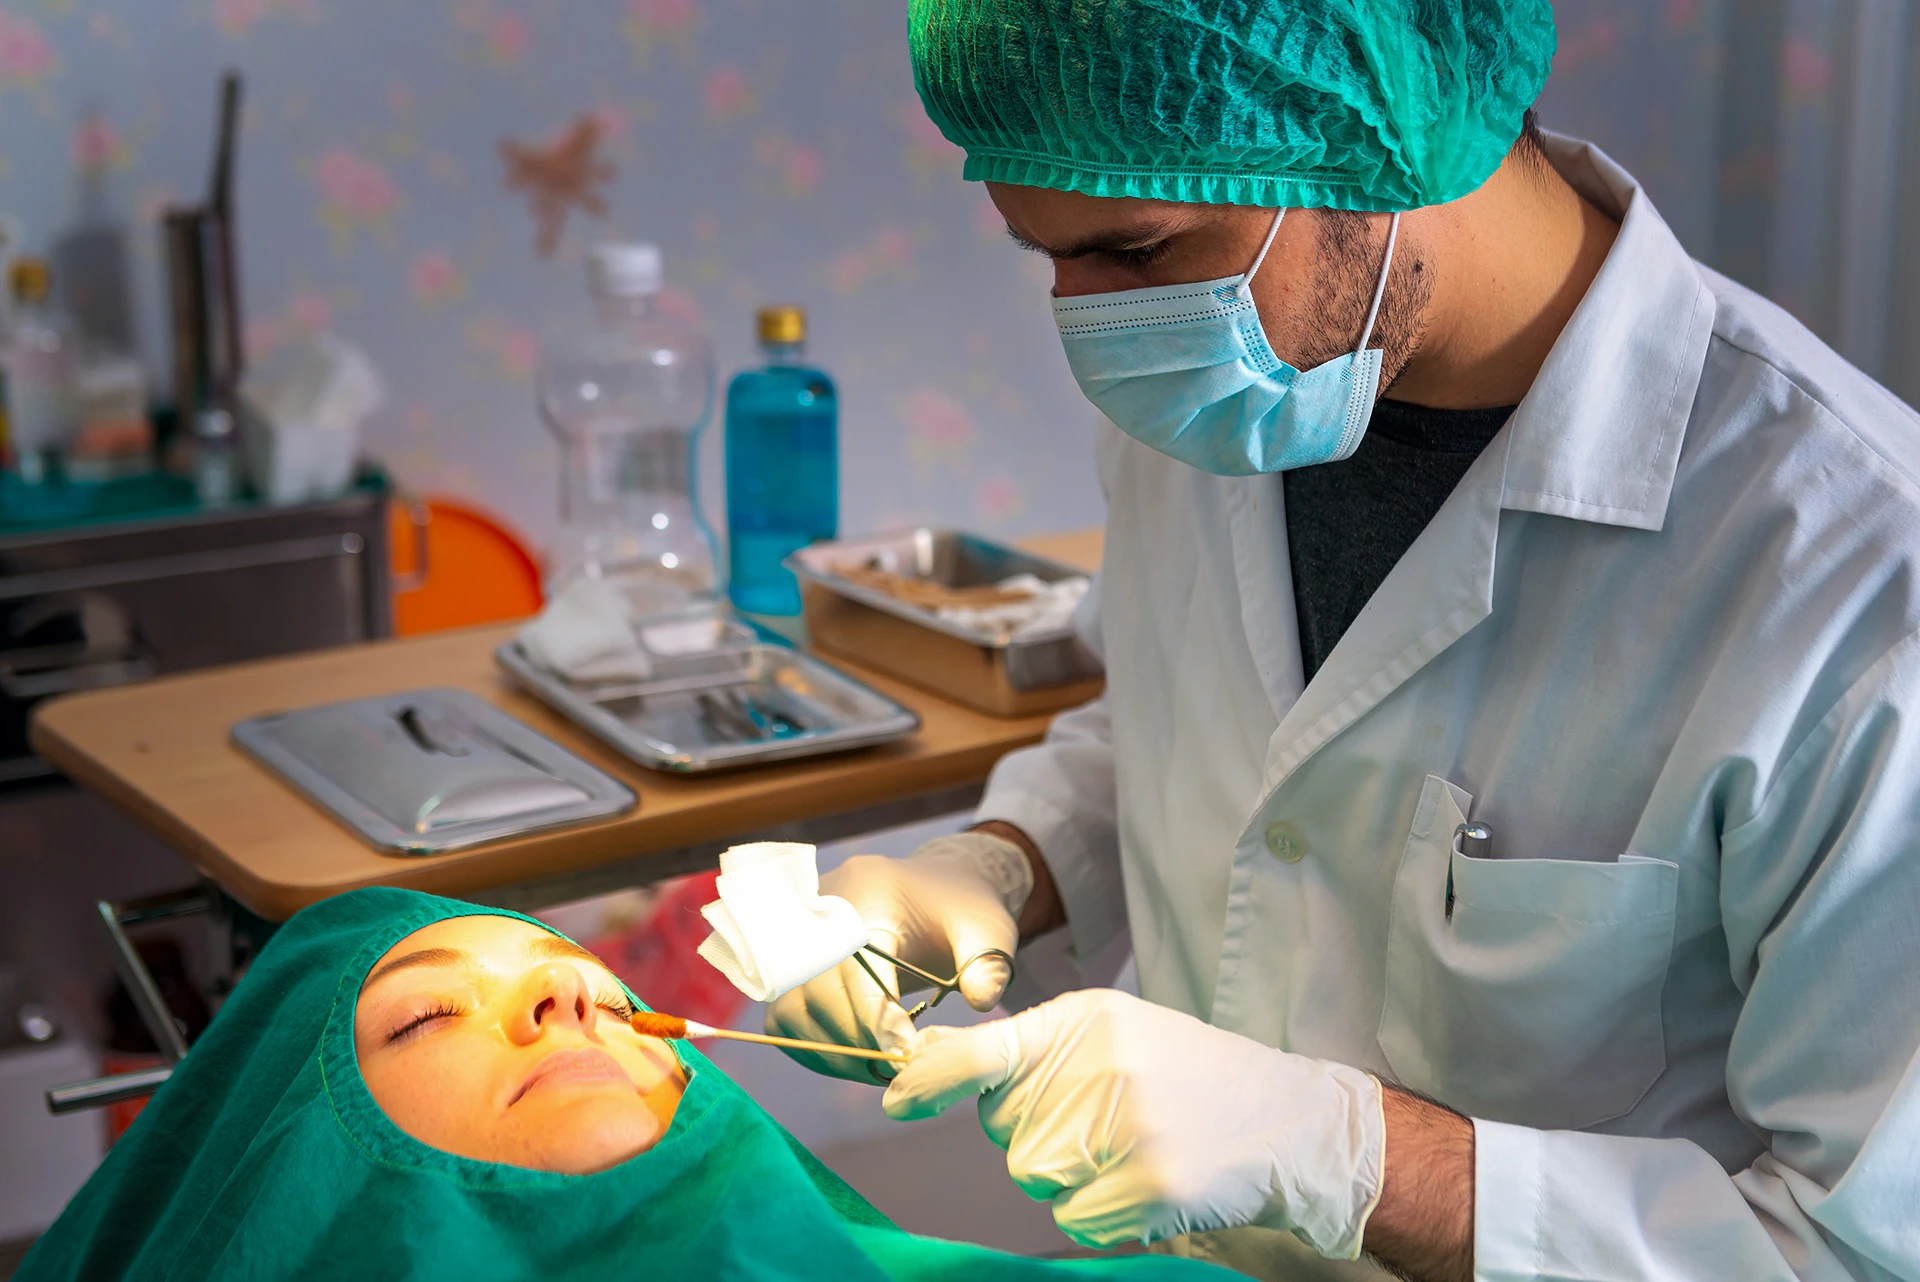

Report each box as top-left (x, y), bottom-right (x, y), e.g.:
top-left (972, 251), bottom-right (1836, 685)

top-left (510, 1047), bottom-right (634, 1106)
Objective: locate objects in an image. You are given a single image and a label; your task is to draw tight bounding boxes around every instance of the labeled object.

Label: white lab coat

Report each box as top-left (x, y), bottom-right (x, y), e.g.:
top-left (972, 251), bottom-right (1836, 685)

top-left (977, 135), bottom-right (1920, 1281)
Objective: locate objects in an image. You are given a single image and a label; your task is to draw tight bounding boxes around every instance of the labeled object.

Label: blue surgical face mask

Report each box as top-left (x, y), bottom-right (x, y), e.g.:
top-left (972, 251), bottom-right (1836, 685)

top-left (1053, 208), bottom-right (1401, 476)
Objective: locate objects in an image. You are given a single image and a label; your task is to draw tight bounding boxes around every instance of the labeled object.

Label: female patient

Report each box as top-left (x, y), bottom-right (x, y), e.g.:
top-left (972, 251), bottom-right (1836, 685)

top-left (19, 888), bottom-right (1226, 1281)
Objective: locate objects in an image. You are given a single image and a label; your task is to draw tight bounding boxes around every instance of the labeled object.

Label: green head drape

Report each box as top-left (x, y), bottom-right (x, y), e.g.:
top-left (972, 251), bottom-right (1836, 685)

top-left (19, 887), bottom-right (1229, 1281)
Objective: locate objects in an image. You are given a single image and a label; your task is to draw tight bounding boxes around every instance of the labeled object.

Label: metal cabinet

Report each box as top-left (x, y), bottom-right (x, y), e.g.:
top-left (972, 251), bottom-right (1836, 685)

top-left (0, 485), bottom-right (392, 781)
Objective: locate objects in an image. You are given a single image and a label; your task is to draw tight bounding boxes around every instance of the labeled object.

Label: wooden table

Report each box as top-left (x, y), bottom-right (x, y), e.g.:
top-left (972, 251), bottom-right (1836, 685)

top-left (29, 530), bottom-right (1101, 921)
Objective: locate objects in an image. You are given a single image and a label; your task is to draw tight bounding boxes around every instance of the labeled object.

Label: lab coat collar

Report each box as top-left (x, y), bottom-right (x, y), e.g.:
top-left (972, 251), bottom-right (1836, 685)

top-left (1499, 135), bottom-right (1716, 533)
top-left (1250, 138), bottom-right (1715, 797)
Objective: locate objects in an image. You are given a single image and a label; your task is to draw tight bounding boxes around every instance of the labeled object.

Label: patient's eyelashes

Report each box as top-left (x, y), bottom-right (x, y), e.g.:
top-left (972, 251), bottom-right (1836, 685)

top-left (594, 993), bottom-right (635, 1022)
top-left (388, 1002), bottom-right (466, 1044)
top-left (381, 980), bottom-right (627, 1047)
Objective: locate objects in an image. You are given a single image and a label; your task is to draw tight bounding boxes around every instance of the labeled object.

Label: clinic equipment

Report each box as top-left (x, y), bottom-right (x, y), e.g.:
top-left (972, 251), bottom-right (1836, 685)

top-left (789, 529), bottom-right (1103, 716)
top-left (855, 943), bottom-right (1013, 1021)
top-left (1054, 208), bottom-right (1403, 476)
top-left (539, 242), bottom-right (720, 607)
top-left (1, 258), bottom-right (73, 484)
top-left (725, 304), bottom-right (837, 616)
top-left (628, 1009), bottom-right (906, 1065)
top-left (231, 688), bottom-right (635, 854)
top-left (162, 72), bottom-right (247, 500)
top-left (496, 632), bottom-right (918, 772)
top-left (909, 0), bottom-right (1555, 212)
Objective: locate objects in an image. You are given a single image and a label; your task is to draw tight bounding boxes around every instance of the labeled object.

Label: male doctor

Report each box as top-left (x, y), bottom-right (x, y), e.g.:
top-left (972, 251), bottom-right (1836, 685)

top-left (771, 3), bottom-right (1920, 1279)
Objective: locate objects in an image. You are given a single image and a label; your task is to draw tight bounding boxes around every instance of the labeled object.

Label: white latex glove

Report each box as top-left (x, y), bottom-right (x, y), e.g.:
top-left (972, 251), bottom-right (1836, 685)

top-left (881, 988), bottom-right (1386, 1259)
top-left (764, 831), bottom-right (1032, 1081)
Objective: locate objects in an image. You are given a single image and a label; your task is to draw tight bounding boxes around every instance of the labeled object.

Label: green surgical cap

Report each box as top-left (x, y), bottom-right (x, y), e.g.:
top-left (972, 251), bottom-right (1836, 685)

top-left (909, 0), bottom-right (1557, 211)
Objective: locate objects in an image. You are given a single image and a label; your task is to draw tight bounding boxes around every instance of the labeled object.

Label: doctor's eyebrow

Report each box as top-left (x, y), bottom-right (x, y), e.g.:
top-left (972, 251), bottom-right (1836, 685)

top-left (1004, 219), bottom-right (1187, 260)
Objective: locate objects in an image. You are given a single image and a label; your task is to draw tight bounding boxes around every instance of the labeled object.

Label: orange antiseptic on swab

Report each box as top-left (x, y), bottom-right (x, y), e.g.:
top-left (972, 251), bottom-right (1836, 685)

top-left (630, 1009), bottom-right (908, 1064)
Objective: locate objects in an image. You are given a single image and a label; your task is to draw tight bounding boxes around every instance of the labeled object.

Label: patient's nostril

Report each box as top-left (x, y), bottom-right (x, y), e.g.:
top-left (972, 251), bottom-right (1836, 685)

top-left (574, 995), bottom-right (587, 1021)
top-left (533, 996), bottom-right (555, 1025)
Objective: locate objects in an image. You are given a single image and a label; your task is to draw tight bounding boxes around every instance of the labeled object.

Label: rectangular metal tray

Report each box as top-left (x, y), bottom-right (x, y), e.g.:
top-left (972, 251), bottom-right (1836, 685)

top-left (496, 638), bottom-right (920, 774)
top-left (786, 529), bottom-right (1103, 717)
top-left (232, 688), bottom-right (637, 855)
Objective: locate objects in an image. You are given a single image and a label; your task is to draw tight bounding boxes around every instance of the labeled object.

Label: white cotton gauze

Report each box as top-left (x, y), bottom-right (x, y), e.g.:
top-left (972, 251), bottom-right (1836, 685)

top-left (697, 842), bottom-right (870, 1001)
top-left (516, 576), bottom-right (653, 683)
top-left (935, 574), bottom-right (1091, 641)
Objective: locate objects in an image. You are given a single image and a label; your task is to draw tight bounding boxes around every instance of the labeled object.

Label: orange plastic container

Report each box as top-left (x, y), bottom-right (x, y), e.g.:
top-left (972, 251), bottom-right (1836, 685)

top-left (389, 497), bottom-right (545, 635)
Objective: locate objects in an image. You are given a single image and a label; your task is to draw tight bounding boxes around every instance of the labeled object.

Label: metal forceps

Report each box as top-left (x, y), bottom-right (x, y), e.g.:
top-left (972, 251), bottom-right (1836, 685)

top-left (849, 943), bottom-right (1016, 1082)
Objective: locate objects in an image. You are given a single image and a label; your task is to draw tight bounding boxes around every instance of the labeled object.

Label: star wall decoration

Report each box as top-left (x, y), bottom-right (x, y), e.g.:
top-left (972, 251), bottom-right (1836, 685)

top-left (500, 114), bottom-right (615, 257)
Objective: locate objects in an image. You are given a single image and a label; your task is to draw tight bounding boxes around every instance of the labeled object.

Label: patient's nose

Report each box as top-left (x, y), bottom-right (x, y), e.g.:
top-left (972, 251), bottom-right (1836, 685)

top-left (507, 962), bottom-right (594, 1044)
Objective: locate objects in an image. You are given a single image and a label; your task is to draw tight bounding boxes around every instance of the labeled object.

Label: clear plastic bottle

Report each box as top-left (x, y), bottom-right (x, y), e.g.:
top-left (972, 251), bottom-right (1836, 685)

top-left (538, 243), bottom-right (720, 614)
top-left (2, 257), bottom-right (75, 484)
top-left (724, 305), bottom-right (838, 615)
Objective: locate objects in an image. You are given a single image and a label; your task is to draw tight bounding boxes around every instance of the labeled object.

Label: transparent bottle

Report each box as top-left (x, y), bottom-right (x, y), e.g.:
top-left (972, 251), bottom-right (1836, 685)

top-left (724, 305), bottom-right (838, 615)
top-left (538, 243), bottom-right (720, 614)
top-left (2, 258), bottom-right (75, 485)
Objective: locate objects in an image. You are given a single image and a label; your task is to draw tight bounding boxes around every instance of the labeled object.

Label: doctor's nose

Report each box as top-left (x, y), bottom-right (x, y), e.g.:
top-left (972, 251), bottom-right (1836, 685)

top-left (506, 962), bottom-right (594, 1045)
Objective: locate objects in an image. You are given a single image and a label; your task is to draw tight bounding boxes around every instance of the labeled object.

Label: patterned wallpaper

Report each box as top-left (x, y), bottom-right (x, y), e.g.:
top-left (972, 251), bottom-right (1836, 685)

top-left (0, 0), bottom-right (1911, 562)
top-left (0, 0), bottom-right (1086, 556)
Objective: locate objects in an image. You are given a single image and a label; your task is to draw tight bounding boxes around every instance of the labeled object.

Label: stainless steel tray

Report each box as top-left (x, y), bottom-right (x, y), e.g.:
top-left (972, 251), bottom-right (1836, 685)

top-left (496, 639), bottom-right (920, 773)
top-left (232, 688), bottom-right (637, 855)
top-left (786, 530), bottom-right (1103, 715)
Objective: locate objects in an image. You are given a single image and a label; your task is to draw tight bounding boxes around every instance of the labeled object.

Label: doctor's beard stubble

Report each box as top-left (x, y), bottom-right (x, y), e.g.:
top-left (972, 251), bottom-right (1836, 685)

top-left (1287, 209), bottom-right (1433, 395)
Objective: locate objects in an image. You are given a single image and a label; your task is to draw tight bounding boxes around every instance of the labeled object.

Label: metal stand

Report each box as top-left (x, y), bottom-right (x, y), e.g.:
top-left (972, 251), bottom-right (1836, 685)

top-left (45, 886), bottom-right (216, 1115)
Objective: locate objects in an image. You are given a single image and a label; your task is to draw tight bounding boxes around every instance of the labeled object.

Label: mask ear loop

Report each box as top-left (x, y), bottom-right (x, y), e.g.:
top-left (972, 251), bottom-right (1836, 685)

top-left (1354, 211), bottom-right (1402, 356)
top-left (1237, 207), bottom-right (1288, 295)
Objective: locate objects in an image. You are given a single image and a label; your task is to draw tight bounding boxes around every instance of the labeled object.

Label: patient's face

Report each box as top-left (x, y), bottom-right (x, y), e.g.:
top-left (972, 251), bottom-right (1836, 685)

top-left (354, 915), bottom-right (685, 1174)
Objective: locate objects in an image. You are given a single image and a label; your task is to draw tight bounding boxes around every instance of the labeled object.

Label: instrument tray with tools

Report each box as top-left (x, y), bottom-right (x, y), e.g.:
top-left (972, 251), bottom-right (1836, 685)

top-left (496, 637), bottom-right (919, 774)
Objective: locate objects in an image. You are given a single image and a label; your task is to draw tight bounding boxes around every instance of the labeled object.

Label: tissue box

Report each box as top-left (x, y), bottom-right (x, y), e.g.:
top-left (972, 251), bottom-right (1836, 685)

top-left (240, 333), bottom-right (383, 505)
top-left (241, 417), bottom-right (359, 506)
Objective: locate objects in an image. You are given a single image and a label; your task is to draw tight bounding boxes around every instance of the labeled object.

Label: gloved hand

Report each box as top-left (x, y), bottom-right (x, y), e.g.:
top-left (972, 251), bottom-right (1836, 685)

top-left (764, 831), bottom-right (1033, 1080)
top-left (881, 988), bottom-right (1385, 1259)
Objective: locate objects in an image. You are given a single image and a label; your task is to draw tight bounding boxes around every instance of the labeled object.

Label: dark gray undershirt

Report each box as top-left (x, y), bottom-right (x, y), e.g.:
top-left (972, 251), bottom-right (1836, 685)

top-left (1282, 399), bottom-right (1515, 680)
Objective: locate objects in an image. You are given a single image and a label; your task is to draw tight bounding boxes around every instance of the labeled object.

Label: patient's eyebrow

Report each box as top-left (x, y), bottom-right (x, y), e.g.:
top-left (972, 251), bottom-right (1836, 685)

top-left (364, 946), bottom-right (470, 989)
top-left (529, 935), bottom-right (610, 969)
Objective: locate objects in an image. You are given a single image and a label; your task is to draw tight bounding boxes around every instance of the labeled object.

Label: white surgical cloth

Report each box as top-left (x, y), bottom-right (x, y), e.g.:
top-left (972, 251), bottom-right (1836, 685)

top-left (978, 134), bottom-right (1920, 1280)
top-left (698, 842), bottom-right (870, 1002)
top-left (516, 576), bottom-right (652, 683)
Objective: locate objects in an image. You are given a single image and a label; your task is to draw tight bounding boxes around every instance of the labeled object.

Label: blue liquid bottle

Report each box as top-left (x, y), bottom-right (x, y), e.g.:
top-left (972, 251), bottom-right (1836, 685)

top-left (725, 305), bottom-right (837, 615)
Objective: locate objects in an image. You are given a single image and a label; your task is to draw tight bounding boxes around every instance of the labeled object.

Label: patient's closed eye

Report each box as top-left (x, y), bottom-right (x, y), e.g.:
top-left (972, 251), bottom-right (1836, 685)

top-left (389, 1002), bottom-right (466, 1044)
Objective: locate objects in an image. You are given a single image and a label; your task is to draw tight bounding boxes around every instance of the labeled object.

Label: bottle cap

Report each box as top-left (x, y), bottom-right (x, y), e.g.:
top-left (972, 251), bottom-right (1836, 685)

top-left (588, 242), bottom-right (663, 298)
top-left (757, 304), bottom-right (806, 346)
top-left (10, 257), bottom-right (50, 304)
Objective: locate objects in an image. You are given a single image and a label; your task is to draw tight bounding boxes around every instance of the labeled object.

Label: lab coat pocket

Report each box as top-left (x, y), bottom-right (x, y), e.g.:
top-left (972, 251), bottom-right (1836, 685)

top-left (1377, 775), bottom-right (1679, 1130)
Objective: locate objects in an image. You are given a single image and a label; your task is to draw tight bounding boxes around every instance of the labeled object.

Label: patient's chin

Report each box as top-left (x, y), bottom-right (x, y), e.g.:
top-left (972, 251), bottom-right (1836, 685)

top-left (518, 1094), bottom-right (670, 1174)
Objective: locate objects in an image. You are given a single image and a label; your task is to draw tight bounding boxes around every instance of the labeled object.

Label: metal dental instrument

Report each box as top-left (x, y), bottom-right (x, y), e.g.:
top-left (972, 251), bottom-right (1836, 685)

top-left (854, 944), bottom-right (1015, 1021)
top-left (850, 943), bottom-right (1018, 1082)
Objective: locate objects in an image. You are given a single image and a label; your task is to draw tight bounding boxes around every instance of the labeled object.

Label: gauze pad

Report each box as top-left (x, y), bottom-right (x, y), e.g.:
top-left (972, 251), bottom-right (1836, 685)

top-left (697, 842), bottom-right (870, 1001)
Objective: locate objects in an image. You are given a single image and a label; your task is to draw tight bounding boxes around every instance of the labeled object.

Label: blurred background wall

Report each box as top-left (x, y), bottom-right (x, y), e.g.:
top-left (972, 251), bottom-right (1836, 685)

top-left (0, 0), bottom-right (1914, 568)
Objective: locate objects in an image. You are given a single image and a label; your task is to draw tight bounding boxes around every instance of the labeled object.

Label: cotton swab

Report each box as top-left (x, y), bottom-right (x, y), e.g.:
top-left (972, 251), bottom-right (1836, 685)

top-left (629, 1010), bottom-right (908, 1064)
